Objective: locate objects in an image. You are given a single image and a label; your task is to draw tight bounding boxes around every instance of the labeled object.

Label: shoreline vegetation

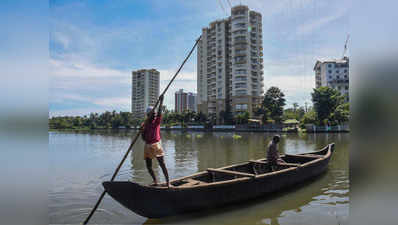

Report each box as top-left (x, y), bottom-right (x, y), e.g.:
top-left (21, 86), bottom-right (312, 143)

top-left (49, 125), bottom-right (349, 133)
top-left (50, 87), bottom-right (350, 133)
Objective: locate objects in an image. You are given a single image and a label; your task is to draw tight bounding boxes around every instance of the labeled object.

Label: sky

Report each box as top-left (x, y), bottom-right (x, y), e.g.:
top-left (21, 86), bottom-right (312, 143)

top-left (49, 0), bottom-right (352, 116)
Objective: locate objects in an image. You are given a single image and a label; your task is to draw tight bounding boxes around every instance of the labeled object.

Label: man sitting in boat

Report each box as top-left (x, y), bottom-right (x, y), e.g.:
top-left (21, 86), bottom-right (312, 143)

top-left (140, 94), bottom-right (171, 188)
top-left (267, 135), bottom-right (286, 171)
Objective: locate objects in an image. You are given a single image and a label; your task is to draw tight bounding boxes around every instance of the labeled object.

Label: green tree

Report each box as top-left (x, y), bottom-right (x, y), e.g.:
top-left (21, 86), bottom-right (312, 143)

top-left (120, 112), bottom-right (132, 128)
top-left (330, 102), bottom-right (350, 125)
top-left (283, 104), bottom-right (306, 121)
top-left (235, 111), bottom-right (249, 124)
top-left (301, 109), bottom-right (317, 125)
top-left (283, 108), bottom-right (297, 120)
top-left (311, 87), bottom-right (345, 124)
top-left (292, 102), bottom-right (299, 113)
top-left (296, 106), bottom-right (305, 120)
top-left (262, 86), bottom-right (286, 123)
top-left (194, 111), bottom-right (208, 124)
top-left (111, 113), bottom-right (122, 129)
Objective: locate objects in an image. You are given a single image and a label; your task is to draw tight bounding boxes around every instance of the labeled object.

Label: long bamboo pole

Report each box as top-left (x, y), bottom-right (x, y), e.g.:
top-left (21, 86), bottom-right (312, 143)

top-left (82, 36), bottom-right (201, 225)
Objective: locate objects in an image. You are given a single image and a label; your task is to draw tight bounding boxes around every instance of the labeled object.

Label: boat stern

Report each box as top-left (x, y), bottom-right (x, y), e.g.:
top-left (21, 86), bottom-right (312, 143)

top-left (103, 181), bottom-right (179, 218)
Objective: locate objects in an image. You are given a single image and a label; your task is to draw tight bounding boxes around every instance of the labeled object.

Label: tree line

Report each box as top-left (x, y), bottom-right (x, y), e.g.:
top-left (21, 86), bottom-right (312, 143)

top-left (49, 86), bottom-right (349, 130)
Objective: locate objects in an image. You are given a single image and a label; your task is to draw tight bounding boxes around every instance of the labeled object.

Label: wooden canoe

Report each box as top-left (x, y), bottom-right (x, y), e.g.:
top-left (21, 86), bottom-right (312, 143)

top-left (103, 143), bottom-right (335, 218)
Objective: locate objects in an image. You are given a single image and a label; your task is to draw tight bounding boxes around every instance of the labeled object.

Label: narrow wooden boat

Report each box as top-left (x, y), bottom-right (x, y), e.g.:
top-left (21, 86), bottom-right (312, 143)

top-left (103, 143), bottom-right (335, 218)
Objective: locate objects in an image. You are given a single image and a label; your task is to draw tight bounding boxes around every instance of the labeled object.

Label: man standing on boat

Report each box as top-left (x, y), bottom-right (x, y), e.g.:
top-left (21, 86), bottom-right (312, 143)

top-left (140, 94), bottom-right (171, 188)
top-left (267, 135), bottom-right (286, 171)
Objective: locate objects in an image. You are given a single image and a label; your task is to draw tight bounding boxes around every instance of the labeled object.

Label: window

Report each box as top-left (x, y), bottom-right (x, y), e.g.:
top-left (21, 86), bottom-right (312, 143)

top-left (235, 83), bottom-right (247, 88)
top-left (235, 36), bottom-right (246, 41)
top-left (336, 70), bottom-right (340, 73)
top-left (235, 90), bottom-right (247, 96)
top-left (344, 69), bottom-right (348, 73)
top-left (337, 75), bottom-right (340, 79)
top-left (329, 70), bottom-right (332, 73)
top-left (234, 56), bottom-right (246, 62)
top-left (329, 76), bottom-right (332, 79)
top-left (234, 23), bottom-right (246, 28)
top-left (328, 64), bottom-right (332, 68)
top-left (235, 76), bottom-right (247, 81)
top-left (345, 86), bottom-right (349, 90)
top-left (236, 104), bottom-right (248, 110)
top-left (236, 69), bottom-right (246, 74)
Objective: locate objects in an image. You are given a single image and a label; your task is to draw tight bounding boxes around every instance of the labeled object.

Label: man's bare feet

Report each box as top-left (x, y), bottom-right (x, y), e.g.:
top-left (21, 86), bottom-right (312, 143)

top-left (149, 181), bottom-right (159, 187)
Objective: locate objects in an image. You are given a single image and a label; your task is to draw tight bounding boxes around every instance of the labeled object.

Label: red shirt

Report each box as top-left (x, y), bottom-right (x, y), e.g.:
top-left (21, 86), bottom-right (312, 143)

top-left (143, 115), bottom-right (162, 144)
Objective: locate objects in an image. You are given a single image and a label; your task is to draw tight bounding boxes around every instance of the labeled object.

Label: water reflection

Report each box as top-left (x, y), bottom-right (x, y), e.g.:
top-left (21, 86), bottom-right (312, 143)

top-left (49, 131), bottom-right (349, 225)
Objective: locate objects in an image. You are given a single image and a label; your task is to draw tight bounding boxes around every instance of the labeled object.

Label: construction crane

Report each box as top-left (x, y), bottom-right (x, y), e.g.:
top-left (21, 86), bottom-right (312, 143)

top-left (342, 34), bottom-right (350, 58)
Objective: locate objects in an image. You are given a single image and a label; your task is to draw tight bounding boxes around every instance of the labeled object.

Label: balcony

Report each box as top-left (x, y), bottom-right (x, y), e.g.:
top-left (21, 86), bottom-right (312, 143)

top-left (234, 43), bottom-right (248, 50)
top-left (234, 40), bottom-right (248, 45)
top-left (234, 60), bottom-right (247, 65)
top-left (328, 78), bottom-right (349, 84)
top-left (234, 52), bottom-right (247, 57)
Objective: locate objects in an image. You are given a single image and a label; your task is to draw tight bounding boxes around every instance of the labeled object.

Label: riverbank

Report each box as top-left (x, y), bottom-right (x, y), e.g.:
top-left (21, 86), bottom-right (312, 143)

top-left (50, 125), bottom-right (349, 133)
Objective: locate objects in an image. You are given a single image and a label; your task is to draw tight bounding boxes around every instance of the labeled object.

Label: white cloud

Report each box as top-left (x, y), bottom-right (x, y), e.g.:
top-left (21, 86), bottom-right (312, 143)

top-left (296, 8), bottom-right (349, 35)
top-left (49, 56), bottom-right (198, 115)
top-left (158, 69), bottom-right (196, 81)
top-left (50, 58), bottom-right (130, 93)
top-left (266, 74), bottom-right (314, 106)
top-left (93, 97), bottom-right (130, 108)
top-left (51, 93), bottom-right (91, 104)
top-left (49, 108), bottom-right (104, 117)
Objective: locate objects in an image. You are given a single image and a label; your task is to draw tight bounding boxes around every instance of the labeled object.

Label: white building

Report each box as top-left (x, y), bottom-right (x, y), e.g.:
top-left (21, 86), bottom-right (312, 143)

top-left (314, 56), bottom-right (349, 101)
top-left (175, 89), bottom-right (197, 113)
top-left (131, 69), bottom-right (160, 118)
top-left (197, 5), bottom-right (264, 122)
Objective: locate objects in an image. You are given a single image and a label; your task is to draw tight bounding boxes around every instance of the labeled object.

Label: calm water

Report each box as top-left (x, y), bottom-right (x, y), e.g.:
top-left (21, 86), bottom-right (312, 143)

top-left (49, 131), bottom-right (349, 225)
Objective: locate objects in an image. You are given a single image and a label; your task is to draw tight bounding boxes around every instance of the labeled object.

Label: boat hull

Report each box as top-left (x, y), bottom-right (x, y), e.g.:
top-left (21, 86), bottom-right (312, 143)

top-left (103, 144), bottom-right (333, 218)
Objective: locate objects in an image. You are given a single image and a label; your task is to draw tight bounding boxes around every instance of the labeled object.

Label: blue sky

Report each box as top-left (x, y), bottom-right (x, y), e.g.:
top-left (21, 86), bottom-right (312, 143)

top-left (49, 0), bottom-right (351, 116)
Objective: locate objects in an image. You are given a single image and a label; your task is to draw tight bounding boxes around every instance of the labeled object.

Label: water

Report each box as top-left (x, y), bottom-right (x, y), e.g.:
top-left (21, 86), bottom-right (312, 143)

top-left (49, 131), bottom-right (349, 225)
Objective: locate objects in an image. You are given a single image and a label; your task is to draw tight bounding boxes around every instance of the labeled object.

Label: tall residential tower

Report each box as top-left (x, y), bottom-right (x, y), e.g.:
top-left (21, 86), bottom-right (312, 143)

top-left (197, 5), bottom-right (264, 123)
top-left (131, 69), bottom-right (160, 118)
top-left (175, 89), bottom-right (197, 113)
top-left (314, 56), bottom-right (349, 101)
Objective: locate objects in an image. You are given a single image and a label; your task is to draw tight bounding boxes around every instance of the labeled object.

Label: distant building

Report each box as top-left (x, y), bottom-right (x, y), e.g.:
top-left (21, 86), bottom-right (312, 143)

top-left (175, 89), bottom-right (197, 113)
top-left (131, 69), bottom-right (160, 118)
top-left (314, 56), bottom-right (349, 101)
top-left (197, 5), bottom-right (264, 122)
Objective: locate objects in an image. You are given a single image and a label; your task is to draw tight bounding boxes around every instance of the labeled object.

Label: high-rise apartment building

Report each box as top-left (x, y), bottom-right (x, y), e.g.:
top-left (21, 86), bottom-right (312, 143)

top-left (131, 69), bottom-right (160, 118)
top-left (175, 89), bottom-right (197, 113)
top-left (197, 5), bottom-right (264, 122)
top-left (314, 56), bottom-right (349, 101)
